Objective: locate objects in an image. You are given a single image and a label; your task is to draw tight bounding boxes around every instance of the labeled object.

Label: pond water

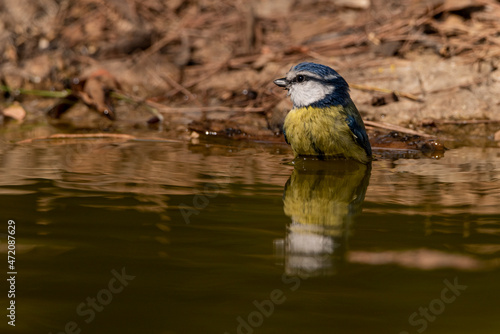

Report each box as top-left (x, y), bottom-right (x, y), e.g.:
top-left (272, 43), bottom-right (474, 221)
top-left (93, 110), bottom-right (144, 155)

top-left (1, 137), bottom-right (500, 334)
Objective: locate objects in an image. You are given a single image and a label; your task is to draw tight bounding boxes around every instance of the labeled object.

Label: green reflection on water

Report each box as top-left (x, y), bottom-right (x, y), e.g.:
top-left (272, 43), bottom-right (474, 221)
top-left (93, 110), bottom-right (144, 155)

top-left (1, 141), bottom-right (500, 334)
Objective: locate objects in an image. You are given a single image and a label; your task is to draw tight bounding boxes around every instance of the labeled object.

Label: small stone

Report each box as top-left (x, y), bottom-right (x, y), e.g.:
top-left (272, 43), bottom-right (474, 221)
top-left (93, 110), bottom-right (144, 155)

top-left (38, 38), bottom-right (50, 50)
top-left (2, 103), bottom-right (26, 122)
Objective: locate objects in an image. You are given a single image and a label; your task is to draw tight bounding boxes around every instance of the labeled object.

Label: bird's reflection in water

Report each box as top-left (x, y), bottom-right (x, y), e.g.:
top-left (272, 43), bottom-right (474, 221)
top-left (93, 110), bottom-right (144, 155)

top-left (275, 159), bottom-right (371, 277)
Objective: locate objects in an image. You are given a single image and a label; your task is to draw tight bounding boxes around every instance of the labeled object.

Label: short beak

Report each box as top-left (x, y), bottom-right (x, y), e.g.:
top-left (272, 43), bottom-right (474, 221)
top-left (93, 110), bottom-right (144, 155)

top-left (273, 78), bottom-right (288, 88)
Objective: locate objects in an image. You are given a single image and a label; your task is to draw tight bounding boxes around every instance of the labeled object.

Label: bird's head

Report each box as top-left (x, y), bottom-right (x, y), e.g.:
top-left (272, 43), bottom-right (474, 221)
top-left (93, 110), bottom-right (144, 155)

top-left (274, 62), bottom-right (350, 109)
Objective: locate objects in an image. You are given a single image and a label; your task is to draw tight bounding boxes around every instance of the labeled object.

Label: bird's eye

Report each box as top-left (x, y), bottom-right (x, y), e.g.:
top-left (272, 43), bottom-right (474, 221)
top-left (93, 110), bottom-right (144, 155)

top-left (296, 75), bottom-right (305, 82)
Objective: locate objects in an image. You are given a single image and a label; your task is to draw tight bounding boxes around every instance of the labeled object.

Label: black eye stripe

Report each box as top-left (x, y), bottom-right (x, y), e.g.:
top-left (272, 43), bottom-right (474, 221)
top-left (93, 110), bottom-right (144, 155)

top-left (290, 75), bottom-right (326, 84)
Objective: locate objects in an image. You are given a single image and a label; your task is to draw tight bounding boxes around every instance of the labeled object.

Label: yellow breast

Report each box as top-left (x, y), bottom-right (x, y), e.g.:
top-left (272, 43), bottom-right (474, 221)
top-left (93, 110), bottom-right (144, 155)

top-left (283, 105), bottom-right (370, 164)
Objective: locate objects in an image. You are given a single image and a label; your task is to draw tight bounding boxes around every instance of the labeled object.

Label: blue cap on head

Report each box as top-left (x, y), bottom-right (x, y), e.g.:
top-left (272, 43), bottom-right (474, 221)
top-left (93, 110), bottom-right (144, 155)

top-left (292, 62), bottom-right (350, 107)
top-left (292, 62), bottom-right (339, 77)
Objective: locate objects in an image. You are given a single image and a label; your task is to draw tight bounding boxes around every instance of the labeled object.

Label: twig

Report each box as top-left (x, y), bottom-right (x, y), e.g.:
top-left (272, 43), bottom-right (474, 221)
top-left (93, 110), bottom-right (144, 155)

top-left (433, 119), bottom-right (500, 125)
top-left (137, 33), bottom-right (178, 63)
top-left (424, 77), bottom-right (486, 95)
top-left (160, 73), bottom-right (202, 106)
top-left (364, 120), bottom-right (434, 138)
top-left (166, 62), bottom-right (227, 97)
top-left (110, 91), bottom-right (164, 131)
top-left (350, 83), bottom-right (421, 101)
top-left (17, 133), bottom-right (136, 144)
top-left (154, 105), bottom-right (266, 113)
top-left (0, 85), bottom-right (71, 98)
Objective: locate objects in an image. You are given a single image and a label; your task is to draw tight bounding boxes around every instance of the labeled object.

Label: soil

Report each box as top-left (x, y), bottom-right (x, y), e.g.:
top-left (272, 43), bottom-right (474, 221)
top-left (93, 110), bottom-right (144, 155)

top-left (1, 0), bottom-right (500, 154)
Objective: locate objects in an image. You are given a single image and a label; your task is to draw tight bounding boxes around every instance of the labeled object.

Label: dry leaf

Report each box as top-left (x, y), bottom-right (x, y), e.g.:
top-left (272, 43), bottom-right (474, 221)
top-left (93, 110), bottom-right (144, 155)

top-left (2, 103), bottom-right (26, 122)
top-left (78, 69), bottom-right (120, 120)
top-left (494, 130), bottom-right (500, 142)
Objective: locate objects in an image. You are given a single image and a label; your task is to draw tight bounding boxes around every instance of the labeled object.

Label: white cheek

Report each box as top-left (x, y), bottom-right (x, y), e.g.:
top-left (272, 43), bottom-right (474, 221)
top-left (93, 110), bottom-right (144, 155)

top-left (289, 82), bottom-right (334, 108)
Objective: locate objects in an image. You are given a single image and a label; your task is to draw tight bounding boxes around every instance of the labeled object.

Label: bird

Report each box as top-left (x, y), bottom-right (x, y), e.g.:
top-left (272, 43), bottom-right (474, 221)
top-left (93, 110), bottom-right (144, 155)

top-left (274, 62), bottom-right (372, 164)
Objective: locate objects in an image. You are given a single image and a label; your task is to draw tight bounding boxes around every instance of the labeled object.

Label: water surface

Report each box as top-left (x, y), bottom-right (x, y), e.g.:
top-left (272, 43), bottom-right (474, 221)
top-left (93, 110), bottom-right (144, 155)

top-left (1, 139), bottom-right (499, 334)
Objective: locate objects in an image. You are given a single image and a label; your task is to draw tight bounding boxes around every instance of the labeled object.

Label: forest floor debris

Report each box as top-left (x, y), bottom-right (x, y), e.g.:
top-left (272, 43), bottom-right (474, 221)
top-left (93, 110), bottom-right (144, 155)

top-left (1, 0), bottom-right (500, 154)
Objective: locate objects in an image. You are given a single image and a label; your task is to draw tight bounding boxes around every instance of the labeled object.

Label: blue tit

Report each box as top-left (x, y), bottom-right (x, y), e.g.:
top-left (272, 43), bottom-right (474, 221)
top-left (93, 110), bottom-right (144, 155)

top-left (274, 62), bottom-right (372, 164)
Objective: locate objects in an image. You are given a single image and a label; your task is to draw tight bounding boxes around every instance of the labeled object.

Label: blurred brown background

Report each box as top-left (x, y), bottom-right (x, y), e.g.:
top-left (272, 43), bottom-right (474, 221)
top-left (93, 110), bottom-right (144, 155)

top-left (1, 0), bottom-right (500, 144)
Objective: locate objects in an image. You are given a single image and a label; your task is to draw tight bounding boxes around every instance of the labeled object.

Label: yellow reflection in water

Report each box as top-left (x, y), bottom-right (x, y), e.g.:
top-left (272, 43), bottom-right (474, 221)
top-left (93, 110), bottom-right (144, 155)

top-left (276, 159), bottom-right (371, 277)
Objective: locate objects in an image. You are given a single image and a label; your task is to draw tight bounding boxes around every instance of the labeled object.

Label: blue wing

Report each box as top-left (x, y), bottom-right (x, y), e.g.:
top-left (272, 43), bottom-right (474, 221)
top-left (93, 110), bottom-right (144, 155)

top-left (282, 124), bottom-right (290, 145)
top-left (345, 111), bottom-right (372, 157)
